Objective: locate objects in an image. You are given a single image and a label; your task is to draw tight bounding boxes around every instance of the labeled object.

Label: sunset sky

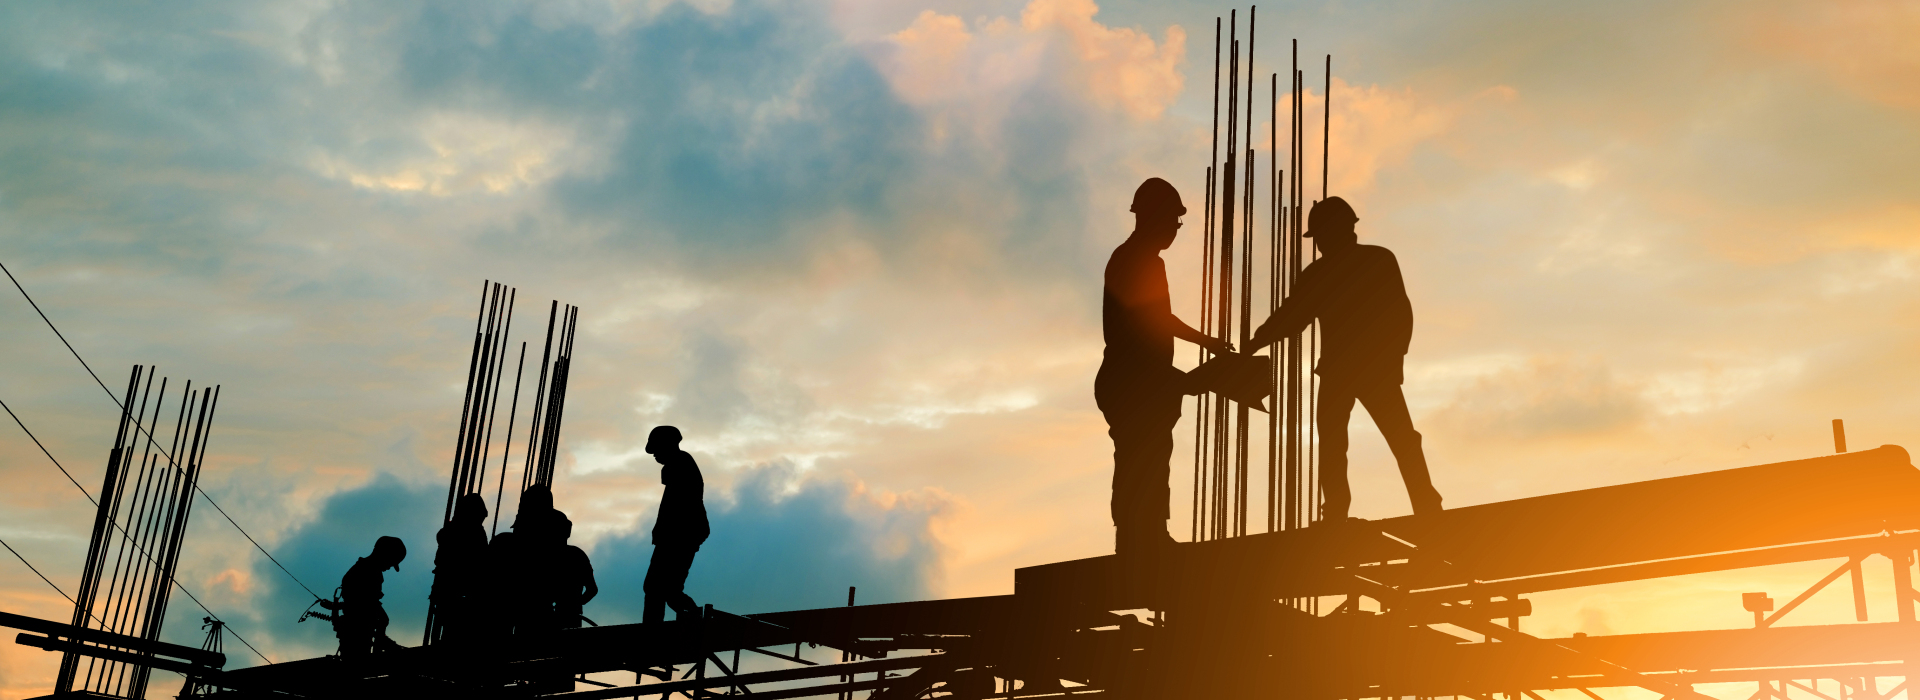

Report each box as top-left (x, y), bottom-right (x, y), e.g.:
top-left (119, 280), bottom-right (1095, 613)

top-left (3, 1), bottom-right (1918, 697)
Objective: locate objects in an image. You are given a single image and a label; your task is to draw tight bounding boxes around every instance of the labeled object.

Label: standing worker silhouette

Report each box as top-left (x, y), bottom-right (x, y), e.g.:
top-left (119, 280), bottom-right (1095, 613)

top-left (642, 426), bottom-right (708, 623)
top-left (1098, 178), bottom-right (1233, 555)
top-left (551, 514), bottom-right (597, 628)
top-left (321, 536), bottom-right (406, 656)
top-left (429, 494), bottom-right (488, 644)
top-left (1247, 196), bottom-right (1443, 521)
top-left (491, 484), bottom-right (557, 637)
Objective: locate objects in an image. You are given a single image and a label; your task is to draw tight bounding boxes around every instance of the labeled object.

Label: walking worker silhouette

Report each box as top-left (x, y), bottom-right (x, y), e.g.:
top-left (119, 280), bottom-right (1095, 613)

top-left (429, 493), bottom-right (488, 644)
top-left (1247, 196), bottom-right (1443, 521)
top-left (321, 535), bottom-right (406, 656)
top-left (642, 426), bottom-right (708, 623)
top-left (1098, 178), bottom-right (1233, 555)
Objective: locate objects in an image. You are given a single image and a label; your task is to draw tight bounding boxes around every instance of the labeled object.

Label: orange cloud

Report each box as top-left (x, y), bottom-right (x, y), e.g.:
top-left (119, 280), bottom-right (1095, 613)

top-left (878, 0), bottom-right (1184, 120)
top-left (886, 11), bottom-right (975, 105)
top-left (1747, 3), bottom-right (1920, 113)
top-left (1019, 0), bottom-right (1185, 120)
top-left (210, 567), bottom-right (254, 596)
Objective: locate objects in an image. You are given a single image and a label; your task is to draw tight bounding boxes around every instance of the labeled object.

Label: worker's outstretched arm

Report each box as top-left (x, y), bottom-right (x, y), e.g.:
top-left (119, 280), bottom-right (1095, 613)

top-left (1247, 295), bottom-right (1315, 350)
top-left (1168, 314), bottom-right (1232, 354)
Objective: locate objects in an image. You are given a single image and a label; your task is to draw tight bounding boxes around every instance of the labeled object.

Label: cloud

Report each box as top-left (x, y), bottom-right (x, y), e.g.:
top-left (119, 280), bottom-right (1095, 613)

top-left (4, 0), bottom-right (1920, 679)
top-left (307, 112), bottom-right (587, 196)
top-left (590, 462), bottom-right (952, 618)
top-left (250, 474), bottom-right (444, 662)
top-left (1019, 0), bottom-right (1185, 121)
top-left (873, 0), bottom-right (1185, 121)
top-left (1425, 356), bottom-right (1648, 444)
top-left (1746, 2), bottom-right (1920, 113)
top-left (245, 458), bottom-right (949, 663)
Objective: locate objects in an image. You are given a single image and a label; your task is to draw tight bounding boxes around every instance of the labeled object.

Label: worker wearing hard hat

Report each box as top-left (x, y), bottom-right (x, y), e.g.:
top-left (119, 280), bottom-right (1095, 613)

top-left (1246, 196), bottom-right (1443, 521)
top-left (320, 535), bottom-right (407, 656)
top-left (1098, 178), bottom-right (1234, 555)
top-left (642, 425), bottom-right (709, 623)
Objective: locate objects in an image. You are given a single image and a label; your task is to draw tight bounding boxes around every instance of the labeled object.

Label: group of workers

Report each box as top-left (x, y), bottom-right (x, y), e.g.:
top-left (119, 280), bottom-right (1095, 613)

top-left (318, 426), bottom-right (708, 656)
top-left (1100, 177), bottom-right (1444, 554)
top-left (315, 175), bottom-right (1443, 653)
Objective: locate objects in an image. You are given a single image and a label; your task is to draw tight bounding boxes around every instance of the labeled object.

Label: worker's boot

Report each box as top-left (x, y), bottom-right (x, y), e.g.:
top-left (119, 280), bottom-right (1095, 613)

top-left (1116, 521), bottom-right (1176, 556)
top-left (1412, 496), bottom-right (1444, 517)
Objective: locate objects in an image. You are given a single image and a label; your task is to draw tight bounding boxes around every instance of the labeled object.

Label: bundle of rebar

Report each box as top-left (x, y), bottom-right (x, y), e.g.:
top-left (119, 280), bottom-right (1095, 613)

top-left (57, 365), bottom-right (220, 700)
top-left (1191, 6), bottom-right (1332, 551)
top-left (522, 300), bottom-right (580, 493)
top-left (425, 282), bottom-right (580, 645)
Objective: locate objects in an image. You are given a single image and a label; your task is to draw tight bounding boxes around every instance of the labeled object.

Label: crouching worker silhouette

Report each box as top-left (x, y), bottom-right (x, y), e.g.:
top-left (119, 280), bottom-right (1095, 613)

top-left (1099, 178), bottom-right (1233, 555)
top-left (319, 536), bottom-right (406, 656)
top-left (643, 426), bottom-right (708, 623)
top-left (1246, 196), bottom-right (1442, 521)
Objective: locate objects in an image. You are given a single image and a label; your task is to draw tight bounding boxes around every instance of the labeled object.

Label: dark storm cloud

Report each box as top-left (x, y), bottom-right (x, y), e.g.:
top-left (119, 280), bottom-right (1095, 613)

top-left (589, 462), bottom-right (947, 619)
top-left (251, 474), bottom-right (442, 661)
top-left (248, 460), bottom-right (946, 665)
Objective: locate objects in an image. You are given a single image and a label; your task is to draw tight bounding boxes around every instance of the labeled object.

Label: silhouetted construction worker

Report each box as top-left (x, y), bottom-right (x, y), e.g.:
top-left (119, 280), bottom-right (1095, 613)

top-left (643, 426), bottom-right (708, 623)
top-left (1098, 178), bottom-right (1233, 555)
top-left (491, 484), bottom-right (557, 636)
top-left (321, 536), bottom-right (406, 657)
top-left (429, 493), bottom-right (488, 644)
top-left (551, 515), bottom-right (597, 629)
top-left (1247, 196), bottom-right (1443, 520)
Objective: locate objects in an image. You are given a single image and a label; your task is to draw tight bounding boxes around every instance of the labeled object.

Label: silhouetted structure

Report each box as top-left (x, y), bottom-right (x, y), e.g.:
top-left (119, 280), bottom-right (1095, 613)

top-left (9, 12), bottom-right (1918, 700)
top-left (1248, 196), bottom-right (1442, 519)
top-left (157, 446), bottom-right (1920, 700)
top-left (319, 536), bottom-right (406, 657)
top-left (643, 426), bottom-right (708, 623)
top-left (1189, 9), bottom-right (1345, 545)
top-left (1098, 178), bottom-right (1233, 555)
top-left (430, 494), bottom-right (489, 644)
top-left (427, 281), bottom-right (583, 645)
top-left (53, 365), bottom-right (220, 700)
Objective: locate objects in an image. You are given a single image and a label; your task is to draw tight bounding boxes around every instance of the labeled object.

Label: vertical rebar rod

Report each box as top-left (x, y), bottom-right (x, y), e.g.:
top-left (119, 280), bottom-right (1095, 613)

top-left (1195, 15), bottom-right (1222, 544)
top-left (476, 287), bottom-right (517, 495)
top-left (1244, 5), bottom-right (1259, 536)
top-left (96, 378), bottom-right (165, 693)
top-left (494, 342), bottom-right (529, 537)
top-left (461, 283), bottom-right (504, 498)
top-left (445, 282), bottom-right (491, 523)
top-left (545, 306), bottom-right (581, 485)
top-left (76, 368), bottom-right (152, 691)
top-left (522, 302), bottom-right (559, 495)
top-left (1194, 165), bottom-right (1215, 542)
top-left (59, 366), bottom-right (140, 693)
top-left (1214, 24), bottom-right (1239, 541)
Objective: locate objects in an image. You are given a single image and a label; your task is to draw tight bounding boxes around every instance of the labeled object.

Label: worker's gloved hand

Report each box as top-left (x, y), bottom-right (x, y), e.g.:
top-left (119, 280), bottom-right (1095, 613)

top-left (1205, 336), bottom-right (1234, 355)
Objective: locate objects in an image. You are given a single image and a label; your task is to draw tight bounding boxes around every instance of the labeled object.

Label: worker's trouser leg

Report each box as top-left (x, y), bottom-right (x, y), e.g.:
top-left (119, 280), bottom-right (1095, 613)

top-left (643, 544), bottom-right (700, 624)
top-left (1096, 364), bottom-right (1183, 550)
top-left (1317, 379), bottom-right (1442, 520)
top-left (336, 626), bottom-right (372, 657)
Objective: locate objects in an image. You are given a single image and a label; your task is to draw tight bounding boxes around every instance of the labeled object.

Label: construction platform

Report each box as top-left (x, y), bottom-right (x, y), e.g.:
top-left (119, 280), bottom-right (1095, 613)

top-left (13, 446), bottom-right (1920, 700)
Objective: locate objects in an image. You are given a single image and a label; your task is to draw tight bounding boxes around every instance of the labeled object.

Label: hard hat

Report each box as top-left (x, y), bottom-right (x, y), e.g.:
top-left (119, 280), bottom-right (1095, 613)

top-left (645, 425), bottom-right (683, 454)
top-left (1130, 178), bottom-right (1187, 216)
top-left (373, 536), bottom-right (406, 570)
top-left (1303, 196), bottom-right (1357, 237)
top-left (454, 492), bottom-right (488, 521)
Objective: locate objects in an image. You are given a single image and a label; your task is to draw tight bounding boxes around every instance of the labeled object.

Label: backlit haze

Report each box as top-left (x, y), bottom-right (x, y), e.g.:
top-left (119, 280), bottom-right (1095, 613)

top-left (2, 1), bottom-right (1917, 697)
